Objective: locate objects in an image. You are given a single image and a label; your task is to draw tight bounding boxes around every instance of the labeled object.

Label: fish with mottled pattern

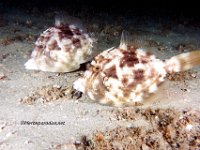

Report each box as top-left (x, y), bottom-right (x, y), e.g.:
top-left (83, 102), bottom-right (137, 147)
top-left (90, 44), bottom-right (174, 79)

top-left (73, 32), bottom-right (200, 106)
top-left (25, 14), bottom-right (94, 72)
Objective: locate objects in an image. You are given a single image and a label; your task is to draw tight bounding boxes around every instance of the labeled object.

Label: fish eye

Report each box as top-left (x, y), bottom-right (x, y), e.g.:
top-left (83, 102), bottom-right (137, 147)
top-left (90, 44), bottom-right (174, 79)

top-left (93, 65), bottom-right (100, 72)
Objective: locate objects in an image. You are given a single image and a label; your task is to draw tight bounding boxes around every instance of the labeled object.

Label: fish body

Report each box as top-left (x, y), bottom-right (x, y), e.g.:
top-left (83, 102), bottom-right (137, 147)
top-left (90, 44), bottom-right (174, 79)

top-left (25, 23), bottom-right (93, 72)
top-left (73, 33), bottom-right (200, 106)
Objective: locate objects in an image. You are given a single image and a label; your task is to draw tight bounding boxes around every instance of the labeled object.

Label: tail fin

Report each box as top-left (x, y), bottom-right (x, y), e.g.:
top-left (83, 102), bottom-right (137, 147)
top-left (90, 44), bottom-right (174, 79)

top-left (165, 50), bottom-right (200, 73)
top-left (119, 31), bottom-right (128, 50)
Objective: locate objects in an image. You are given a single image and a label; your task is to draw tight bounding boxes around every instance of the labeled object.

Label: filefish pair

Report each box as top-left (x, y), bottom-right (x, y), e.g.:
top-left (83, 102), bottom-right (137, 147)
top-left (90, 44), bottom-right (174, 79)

top-left (25, 17), bottom-right (200, 106)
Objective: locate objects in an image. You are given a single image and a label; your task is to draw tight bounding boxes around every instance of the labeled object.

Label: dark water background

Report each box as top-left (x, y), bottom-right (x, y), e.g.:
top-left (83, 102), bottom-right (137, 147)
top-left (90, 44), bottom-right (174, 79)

top-left (0, 0), bottom-right (199, 16)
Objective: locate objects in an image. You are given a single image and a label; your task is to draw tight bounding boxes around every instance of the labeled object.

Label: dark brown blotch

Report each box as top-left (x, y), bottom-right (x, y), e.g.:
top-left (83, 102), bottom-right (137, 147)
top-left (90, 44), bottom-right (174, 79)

top-left (141, 60), bottom-right (148, 64)
top-left (122, 77), bottom-right (128, 85)
top-left (72, 38), bottom-right (81, 48)
top-left (104, 65), bottom-right (118, 79)
top-left (38, 45), bottom-right (44, 49)
top-left (57, 26), bottom-right (74, 40)
top-left (134, 69), bottom-right (144, 81)
top-left (58, 26), bottom-right (74, 35)
top-left (48, 40), bottom-right (60, 50)
top-left (62, 29), bottom-right (74, 36)
top-left (127, 81), bottom-right (136, 89)
top-left (120, 51), bottom-right (139, 67)
top-left (73, 28), bottom-right (82, 35)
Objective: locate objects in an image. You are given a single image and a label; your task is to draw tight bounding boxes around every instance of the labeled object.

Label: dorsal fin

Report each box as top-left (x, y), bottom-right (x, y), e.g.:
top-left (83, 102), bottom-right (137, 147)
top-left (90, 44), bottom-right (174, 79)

top-left (55, 11), bottom-right (67, 27)
top-left (119, 31), bottom-right (128, 50)
top-left (54, 11), bottom-right (84, 30)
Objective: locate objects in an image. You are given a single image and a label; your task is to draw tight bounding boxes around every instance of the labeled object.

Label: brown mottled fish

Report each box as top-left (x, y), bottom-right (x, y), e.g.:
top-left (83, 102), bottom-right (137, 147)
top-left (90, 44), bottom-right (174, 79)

top-left (25, 13), bottom-right (94, 72)
top-left (73, 32), bottom-right (200, 106)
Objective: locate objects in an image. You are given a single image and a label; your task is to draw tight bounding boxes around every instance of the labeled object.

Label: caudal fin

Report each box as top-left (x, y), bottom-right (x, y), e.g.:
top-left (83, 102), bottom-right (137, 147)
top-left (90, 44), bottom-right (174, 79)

top-left (165, 50), bottom-right (200, 73)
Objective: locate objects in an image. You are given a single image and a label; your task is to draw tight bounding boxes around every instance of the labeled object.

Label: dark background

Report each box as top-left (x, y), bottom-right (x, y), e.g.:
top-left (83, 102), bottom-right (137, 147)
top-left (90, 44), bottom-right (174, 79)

top-left (0, 0), bottom-right (199, 16)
